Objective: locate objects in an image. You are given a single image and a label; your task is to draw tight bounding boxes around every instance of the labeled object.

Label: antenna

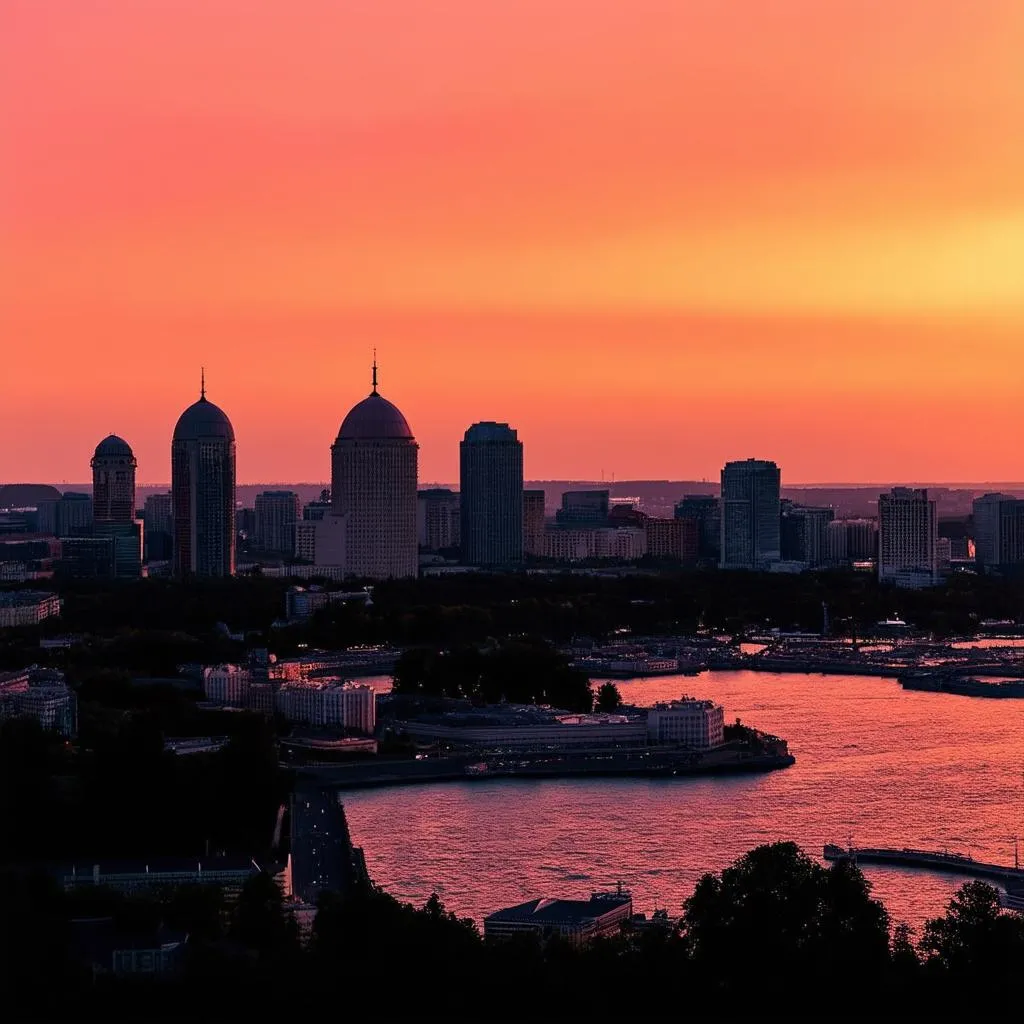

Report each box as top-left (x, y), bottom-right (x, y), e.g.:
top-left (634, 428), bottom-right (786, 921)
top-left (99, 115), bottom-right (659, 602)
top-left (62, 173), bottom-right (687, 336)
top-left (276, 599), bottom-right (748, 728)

top-left (200, 367), bottom-right (206, 399)
top-left (371, 349), bottom-right (378, 395)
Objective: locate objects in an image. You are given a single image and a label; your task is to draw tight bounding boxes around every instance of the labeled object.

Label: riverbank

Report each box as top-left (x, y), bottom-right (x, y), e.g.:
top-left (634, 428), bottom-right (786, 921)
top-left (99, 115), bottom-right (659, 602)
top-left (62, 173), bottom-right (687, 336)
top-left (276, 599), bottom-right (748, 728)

top-left (299, 748), bottom-right (794, 790)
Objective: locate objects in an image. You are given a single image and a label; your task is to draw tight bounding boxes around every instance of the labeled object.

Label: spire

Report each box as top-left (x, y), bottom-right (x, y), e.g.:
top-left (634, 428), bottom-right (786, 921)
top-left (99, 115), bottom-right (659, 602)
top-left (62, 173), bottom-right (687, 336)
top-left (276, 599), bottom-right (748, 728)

top-left (371, 349), bottom-right (378, 395)
top-left (200, 367), bottom-right (206, 401)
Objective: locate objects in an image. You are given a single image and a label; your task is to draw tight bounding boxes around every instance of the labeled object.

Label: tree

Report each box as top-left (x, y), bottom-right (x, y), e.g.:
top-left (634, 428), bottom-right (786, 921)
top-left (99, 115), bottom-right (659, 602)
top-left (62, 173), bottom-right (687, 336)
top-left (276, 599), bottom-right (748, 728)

top-left (595, 682), bottom-right (622, 712)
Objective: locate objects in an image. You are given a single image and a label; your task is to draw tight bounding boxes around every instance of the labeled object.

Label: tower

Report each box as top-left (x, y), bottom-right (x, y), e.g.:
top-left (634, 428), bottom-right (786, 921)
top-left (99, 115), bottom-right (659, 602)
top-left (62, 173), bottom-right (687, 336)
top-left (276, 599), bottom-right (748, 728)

top-left (171, 374), bottom-right (236, 577)
top-left (460, 422), bottom-right (524, 566)
top-left (720, 459), bottom-right (781, 570)
top-left (329, 360), bottom-right (418, 579)
top-left (91, 435), bottom-right (137, 524)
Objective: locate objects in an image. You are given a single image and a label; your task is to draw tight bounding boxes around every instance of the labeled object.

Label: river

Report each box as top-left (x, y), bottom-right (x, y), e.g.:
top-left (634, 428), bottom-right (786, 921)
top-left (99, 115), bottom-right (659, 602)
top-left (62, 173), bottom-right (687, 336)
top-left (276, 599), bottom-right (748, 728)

top-left (344, 671), bottom-right (1024, 932)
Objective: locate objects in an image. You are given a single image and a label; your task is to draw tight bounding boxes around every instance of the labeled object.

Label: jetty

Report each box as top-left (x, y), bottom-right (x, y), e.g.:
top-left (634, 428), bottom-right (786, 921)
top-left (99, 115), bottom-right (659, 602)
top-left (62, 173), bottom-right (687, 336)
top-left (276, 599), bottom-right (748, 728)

top-left (824, 843), bottom-right (1024, 887)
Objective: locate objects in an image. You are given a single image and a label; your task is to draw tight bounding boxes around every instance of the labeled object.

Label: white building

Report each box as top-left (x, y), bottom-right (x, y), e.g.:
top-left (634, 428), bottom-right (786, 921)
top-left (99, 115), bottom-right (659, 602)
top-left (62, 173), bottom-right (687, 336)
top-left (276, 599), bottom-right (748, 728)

top-left (0, 668), bottom-right (77, 735)
top-left (543, 527), bottom-right (647, 562)
top-left (275, 681), bottom-right (376, 734)
top-left (878, 488), bottom-right (937, 587)
top-left (202, 664), bottom-right (252, 706)
top-left (646, 698), bottom-right (725, 748)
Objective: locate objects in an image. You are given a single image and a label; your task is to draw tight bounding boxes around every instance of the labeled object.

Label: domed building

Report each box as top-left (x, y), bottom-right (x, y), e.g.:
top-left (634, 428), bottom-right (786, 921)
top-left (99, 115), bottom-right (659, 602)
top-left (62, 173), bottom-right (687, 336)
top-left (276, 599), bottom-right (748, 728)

top-left (171, 376), bottom-right (236, 577)
top-left (329, 363), bottom-right (418, 579)
top-left (91, 434), bottom-right (137, 524)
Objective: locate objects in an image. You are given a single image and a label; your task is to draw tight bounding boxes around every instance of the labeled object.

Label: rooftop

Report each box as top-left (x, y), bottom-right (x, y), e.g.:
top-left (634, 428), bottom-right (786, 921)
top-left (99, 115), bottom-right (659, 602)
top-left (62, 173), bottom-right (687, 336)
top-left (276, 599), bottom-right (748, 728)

top-left (486, 891), bottom-right (632, 926)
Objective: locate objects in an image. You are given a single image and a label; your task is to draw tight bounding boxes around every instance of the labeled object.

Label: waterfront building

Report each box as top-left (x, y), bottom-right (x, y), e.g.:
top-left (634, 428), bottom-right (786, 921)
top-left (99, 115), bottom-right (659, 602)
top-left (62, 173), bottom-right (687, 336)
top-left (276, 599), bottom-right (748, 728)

top-left (720, 460), bottom-right (781, 569)
top-left (255, 490), bottom-right (301, 555)
top-left (417, 488), bottom-right (460, 552)
top-left (57, 857), bottom-right (269, 897)
top-left (674, 494), bottom-right (721, 563)
top-left (556, 489), bottom-right (610, 526)
top-left (484, 890), bottom-right (633, 946)
top-left (143, 492), bottom-right (173, 562)
top-left (91, 435), bottom-right (137, 524)
top-left (972, 493), bottom-right (1024, 572)
top-left (645, 517), bottom-right (699, 562)
top-left (646, 698), bottom-right (725, 748)
top-left (0, 590), bottom-right (60, 628)
top-left (460, 422), bottom-right (524, 567)
top-left (329, 361), bottom-right (418, 579)
top-left (398, 713), bottom-right (648, 749)
top-left (275, 681), bottom-right (376, 734)
top-left (522, 489), bottom-right (546, 557)
top-left (171, 377), bottom-right (237, 578)
top-left (878, 488), bottom-right (937, 587)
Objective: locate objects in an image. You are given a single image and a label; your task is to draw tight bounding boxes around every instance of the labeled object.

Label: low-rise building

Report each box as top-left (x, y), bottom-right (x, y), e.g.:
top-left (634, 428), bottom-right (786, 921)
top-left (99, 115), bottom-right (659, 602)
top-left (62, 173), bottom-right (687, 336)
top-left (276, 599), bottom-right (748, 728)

top-left (0, 667), bottom-right (77, 735)
top-left (484, 888), bottom-right (633, 946)
top-left (0, 590), bottom-right (61, 628)
top-left (646, 698), bottom-right (724, 748)
top-left (543, 526), bottom-right (647, 562)
top-left (202, 664), bottom-right (252, 706)
top-left (57, 856), bottom-right (270, 897)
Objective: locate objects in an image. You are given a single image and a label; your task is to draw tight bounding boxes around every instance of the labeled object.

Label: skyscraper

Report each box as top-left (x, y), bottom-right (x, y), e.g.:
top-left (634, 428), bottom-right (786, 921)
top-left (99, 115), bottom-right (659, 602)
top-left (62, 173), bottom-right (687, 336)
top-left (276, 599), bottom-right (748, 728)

top-left (522, 489), bottom-right (546, 557)
top-left (674, 494), bottom-right (721, 563)
top-left (171, 376), bottom-right (236, 578)
top-left (91, 435), bottom-right (137, 523)
top-left (720, 459), bottom-right (781, 569)
top-left (460, 422), bottom-right (523, 566)
top-left (417, 488), bottom-right (460, 551)
top-left (254, 490), bottom-right (301, 555)
top-left (972, 493), bottom-right (1024, 573)
top-left (329, 361), bottom-right (418, 579)
top-left (143, 491), bottom-right (173, 562)
top-left (878, 487), bottom-right (937, 587)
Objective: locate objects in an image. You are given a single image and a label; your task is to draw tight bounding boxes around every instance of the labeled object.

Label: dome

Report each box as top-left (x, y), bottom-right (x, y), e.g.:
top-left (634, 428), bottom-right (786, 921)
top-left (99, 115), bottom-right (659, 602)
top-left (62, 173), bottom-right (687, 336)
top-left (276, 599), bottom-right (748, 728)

top-left (93, 434), bottom-right (134, 459)
top-left (337, 392), bottom-right (413, 441)
top-left (173, 395), bottom-right (235, 442)
top-left (463, 421), bottom-right (518, 443)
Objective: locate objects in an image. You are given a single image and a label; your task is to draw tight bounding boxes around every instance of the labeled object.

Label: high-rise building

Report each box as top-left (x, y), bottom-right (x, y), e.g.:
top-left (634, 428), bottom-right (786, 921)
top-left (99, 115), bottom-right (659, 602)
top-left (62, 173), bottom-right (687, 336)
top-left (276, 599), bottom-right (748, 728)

top-left (37, 492), bottom-right (94, 538)
top-left (645, 517), bottom-right (699, 563)
top-left (878, 488), bottom-right (937, 587)
top-left (720, 459), bottom-right (781, 569)
top-left (294, 521), bottom-right (318, 563)
top-left (460, 422), bottom-right (523, 566)
top-left (556, 490), bottom-right (609, 526)
top-left (171, 376), bottom-right (237, 578)
top-left (780, 503), bottom-right (834, 567)
top-left (91, 435), bottom-right (137, 524)
top-left (143, 492), bottom-right (173, 562)
top-left (522, 489), bottom-right (546, 557)
top-left (302, 490), bottom-right (332, 521)
top-left (329, 362), bottom-right (417, 579)
top-left (972, 493), bottom-right (1024, 572)
top-left (255, 490), bottom-right (301, 555)
top-left (674, 495), bottom-right (721, 563)
top-left (417, 488), bottom-right (460, 551)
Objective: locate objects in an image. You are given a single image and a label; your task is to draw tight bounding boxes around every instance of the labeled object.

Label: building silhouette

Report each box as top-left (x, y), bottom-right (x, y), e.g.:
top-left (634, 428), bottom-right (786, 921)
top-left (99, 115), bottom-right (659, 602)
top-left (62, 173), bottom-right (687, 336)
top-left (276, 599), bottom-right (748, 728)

top-left (878, 487), bottom-right (937, 587)
top-left (973, 493), bottom-right (1024, 573)
top-left (556, 490), bottom-right (610, 526)
top-left (143, 492), bottom-right (173, 562)
top-left (522, 489), bottom-right (546, 557)
top-left (460, 422), bottom-right (523, 566)
top-left (255, 490), bottom-right (300, 555)
top-left (417, 488), bottom-right (460, 552)
top-left (91, 435), bottom-right (137, 523)
top-left (329, 361), bottom-right (418, 579)
top-left (720, 459), bottom-right (781, 569)
top-left (171, 376), bottom-right (236, 578)
top-left (674, 495), bottom-right (721, 564)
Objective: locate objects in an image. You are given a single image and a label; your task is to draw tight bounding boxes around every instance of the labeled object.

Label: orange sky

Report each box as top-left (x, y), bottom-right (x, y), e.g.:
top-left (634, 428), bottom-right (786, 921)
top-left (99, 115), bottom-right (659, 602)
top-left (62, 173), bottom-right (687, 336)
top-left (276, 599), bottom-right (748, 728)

top-left (3, 1), bottom-right (1023, 484)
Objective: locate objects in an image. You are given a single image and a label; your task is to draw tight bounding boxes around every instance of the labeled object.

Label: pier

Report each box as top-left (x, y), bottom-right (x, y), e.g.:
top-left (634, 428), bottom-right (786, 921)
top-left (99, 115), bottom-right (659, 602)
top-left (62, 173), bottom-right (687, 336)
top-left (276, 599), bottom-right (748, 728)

top-left (824, 844), bottom-right (1024, 887)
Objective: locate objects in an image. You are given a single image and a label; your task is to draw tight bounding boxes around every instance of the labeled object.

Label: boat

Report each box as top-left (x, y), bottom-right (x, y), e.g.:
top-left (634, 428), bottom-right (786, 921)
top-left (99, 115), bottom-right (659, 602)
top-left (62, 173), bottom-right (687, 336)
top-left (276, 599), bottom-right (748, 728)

top-left (899, 674), bottom-right (1024, 698)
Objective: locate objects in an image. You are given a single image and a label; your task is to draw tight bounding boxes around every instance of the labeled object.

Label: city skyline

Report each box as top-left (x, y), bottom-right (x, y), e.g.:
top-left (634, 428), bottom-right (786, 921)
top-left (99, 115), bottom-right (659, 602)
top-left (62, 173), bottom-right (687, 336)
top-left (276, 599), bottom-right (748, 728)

top-left (4, 1), bottom-right (1023, 484)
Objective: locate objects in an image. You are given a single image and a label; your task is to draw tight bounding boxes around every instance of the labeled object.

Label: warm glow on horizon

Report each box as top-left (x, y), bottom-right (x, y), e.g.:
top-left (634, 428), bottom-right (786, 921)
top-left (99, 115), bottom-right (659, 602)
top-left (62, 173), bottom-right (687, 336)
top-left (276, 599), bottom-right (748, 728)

top-left (3, 0), bottom-right (1023, 484)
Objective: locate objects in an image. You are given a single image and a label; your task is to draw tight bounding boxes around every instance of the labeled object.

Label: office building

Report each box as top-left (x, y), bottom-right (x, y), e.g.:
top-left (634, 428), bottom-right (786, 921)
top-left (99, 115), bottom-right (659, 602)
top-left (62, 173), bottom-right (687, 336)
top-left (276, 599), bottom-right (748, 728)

top-left (417, 488), bottom-right (460, 552)
top-left (556, 490), bottom-right (610, 526)
top-left (460, 421), bottom-right (523, 566)
top-left (720, 459), bottom-right (781, 569)
top-left (302, 490), bottom-right (332, 521)
top-left (973, 494), bottom-right (1024, 572)
top-left (37, 492), bottom-right (94, 538)
top-left (91, 435), bottom-right (137, 524)
top-left (0, 590), bottom-right (61, 628)
top-left (674, 495), bottom-right (721, 563)
top-left (202, 664), bottom-right (252, 706)
top-left (94, 522), bottom-right (144, 578)
top-left (878, 488), bottom-right (938, 587)
top-left (327, 362), bottom-right (417, 579)
top-left (646, 698), bottom-right (725, 748)
top-left (543, 526), bottom-right (646, 562)
top-left (645, 517), bottom-right (699, 562)
top-left (846, 518), bottom-right (879, 561)
top-left (143, 492), bottom-right (173, 562)
top-left (171, 377), bottom-right (237, 578)
top-left (275, 682), bottom-right (376, 734)
top-left (255, 490), bottom-right (301, 555)
top-left (57, 536), bottom-right (117, 580)
top-left (780, 504), bottom-right (834, 567)
top-left (484, 890), bottom-right (633, 946)
top-left (294, 521), bottom-right (318, 562)
top-left (0, 668), bottom-right (77, 736)
top-left (523, 489), bottom-right (546, 557)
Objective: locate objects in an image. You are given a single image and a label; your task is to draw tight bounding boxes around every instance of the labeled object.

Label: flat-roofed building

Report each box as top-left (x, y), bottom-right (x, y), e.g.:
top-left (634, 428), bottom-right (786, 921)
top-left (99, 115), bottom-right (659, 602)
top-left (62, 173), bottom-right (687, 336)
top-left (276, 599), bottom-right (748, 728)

top-left (484, 889), bottom-right (633, 946)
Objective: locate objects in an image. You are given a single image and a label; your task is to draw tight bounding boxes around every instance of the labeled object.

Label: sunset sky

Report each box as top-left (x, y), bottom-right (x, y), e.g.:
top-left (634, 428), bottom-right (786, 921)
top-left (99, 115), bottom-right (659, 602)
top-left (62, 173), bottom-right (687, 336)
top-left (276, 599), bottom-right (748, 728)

top-left (3, 1), bottom-right (1023, 484)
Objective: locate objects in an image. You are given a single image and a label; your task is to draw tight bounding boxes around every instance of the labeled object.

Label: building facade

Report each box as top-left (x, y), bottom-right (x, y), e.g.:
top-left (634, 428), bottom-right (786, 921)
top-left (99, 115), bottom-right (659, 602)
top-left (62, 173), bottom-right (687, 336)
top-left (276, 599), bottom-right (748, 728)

top-left (878, 488), bottom-right (938, 587)
top-left (91, 435), bottom-right (137, 524)
top-left (143, 492), bottom-right (173, 562)
top-left (330, 364), bottom-right (418, 579)
top-left (522, 489), bottom-right (546, 557)
top-left (171, 381), bottom-right (237, 578)
top-left (646, 698), bottom-right (725, 748)
top-left (973, 493), bottom-right (1024, 572)
top-left (543, 526), bottom-right (647, 562)
top-left (417, 488), bottom-right (460, 551)
top-left (460, 422), bottom-right (523, 566)
top-left (556, 490), bottom-right (610, 526)
top-left (0, 590), bottom-right (60, 628)
top-left (255, 490), bottom-right (301, 555)
top-left (645, 517), bottom-right (699, 562)
top-left (720, 459), bottom-right (781, 570)
top-left (674, 494), bottom-right (721, 564)
top-left (484, 891), bottom-right (633, 946)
